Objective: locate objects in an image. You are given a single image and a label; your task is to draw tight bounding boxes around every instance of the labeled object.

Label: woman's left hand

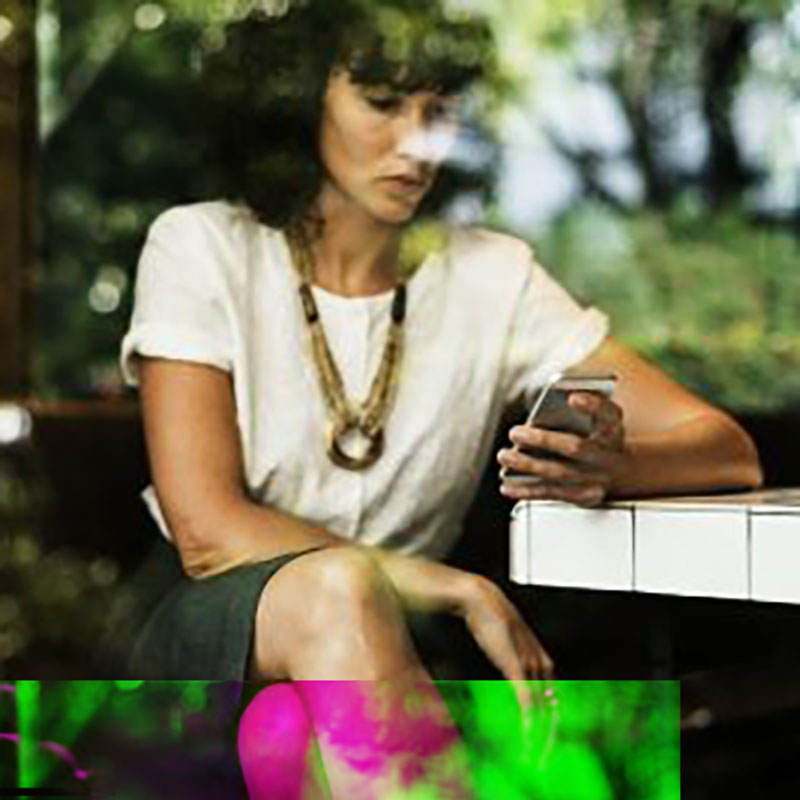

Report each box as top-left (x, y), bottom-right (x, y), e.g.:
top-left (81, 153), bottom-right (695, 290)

top-left (497, 391), bottom-right (632, 508)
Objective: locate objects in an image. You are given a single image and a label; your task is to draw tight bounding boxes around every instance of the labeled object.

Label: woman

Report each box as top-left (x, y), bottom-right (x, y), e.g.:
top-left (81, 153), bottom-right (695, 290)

top-left (114, 0), bottom-right (761, 796)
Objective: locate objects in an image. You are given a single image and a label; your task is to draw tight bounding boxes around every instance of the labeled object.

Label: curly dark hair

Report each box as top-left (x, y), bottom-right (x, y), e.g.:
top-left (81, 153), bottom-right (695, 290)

top-left (201, 0), bottom-right (497, 229)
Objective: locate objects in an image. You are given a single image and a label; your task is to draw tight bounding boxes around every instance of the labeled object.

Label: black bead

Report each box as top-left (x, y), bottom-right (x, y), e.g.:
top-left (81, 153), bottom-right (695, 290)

top-left (391, 284), bottom-right (407, 323)
top-left (298, 284), bottom-right (319, 323)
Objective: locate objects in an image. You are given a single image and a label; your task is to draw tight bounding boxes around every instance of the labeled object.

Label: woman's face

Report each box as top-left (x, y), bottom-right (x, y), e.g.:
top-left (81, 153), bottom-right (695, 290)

top-left (319, 68), bottom-right (461, 225)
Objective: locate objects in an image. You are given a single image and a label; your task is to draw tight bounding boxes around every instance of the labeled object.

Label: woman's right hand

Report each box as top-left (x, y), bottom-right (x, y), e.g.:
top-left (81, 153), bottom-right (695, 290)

top-left (459, 575), bottom-right (555, 710)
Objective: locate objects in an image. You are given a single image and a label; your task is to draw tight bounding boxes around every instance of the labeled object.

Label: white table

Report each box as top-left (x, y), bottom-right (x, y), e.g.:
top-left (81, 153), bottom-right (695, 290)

top-left (510, 489), bottom-right (800, 604)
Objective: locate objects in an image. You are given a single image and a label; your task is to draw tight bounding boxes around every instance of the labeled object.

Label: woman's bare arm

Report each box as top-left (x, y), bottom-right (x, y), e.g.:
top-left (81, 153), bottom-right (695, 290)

top-left (139, 356), bottom-right (553, 679)
top-left (499, 337), bottom-right (763, 504)
top-left (139, 358), bottom-right (339, 573)
top-left (587, 338), bottom-right (762, 496)
top-left (139, 358), bottom-right (475, 606)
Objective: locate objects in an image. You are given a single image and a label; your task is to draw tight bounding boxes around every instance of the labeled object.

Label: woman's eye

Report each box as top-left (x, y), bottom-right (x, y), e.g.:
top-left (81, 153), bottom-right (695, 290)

top-left (365, 95), bottom-right (402, 113)
top-left (428, 103), bottom-right (456, 122)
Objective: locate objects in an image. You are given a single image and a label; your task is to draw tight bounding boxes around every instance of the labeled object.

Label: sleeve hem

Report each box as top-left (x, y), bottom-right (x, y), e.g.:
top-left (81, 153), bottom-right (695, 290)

top-left (120, 322), bottom-right (233, 386)
top-left (522, 309), bottom-right (610, 402)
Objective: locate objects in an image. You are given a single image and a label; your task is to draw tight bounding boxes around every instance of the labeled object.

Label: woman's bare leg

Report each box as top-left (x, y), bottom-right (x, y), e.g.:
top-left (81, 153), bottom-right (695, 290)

top-left (246, 547), bottom-right (473, 799)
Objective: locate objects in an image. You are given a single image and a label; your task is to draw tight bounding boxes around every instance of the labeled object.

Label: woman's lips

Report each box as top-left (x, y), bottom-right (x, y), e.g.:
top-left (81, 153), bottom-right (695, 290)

top-left (381, 175), bottom-right (428, 194)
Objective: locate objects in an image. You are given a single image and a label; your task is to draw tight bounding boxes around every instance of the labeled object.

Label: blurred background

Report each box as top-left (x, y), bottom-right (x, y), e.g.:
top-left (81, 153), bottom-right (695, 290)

top-left (0, 1), bottom-right (799, 797)
top-left (24, 0), bottom-right (800, 411)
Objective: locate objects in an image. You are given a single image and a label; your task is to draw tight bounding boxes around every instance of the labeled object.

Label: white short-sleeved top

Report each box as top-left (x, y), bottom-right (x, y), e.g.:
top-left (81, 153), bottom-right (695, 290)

top-left (121, 201), bottom-right (608, 558)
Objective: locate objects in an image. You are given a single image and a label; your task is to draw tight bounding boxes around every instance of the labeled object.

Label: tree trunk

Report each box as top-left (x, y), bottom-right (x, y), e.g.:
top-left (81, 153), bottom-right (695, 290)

top-left (700, 9), bottom-right (752, 207)
top-left (0, 1), bottom-right (37, 396)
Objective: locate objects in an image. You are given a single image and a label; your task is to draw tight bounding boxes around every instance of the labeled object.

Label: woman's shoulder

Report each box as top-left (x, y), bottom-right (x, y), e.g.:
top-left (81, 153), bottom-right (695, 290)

top-left (148, 199), bottom-right (265, 241)
top-left (449, 224), bottom-right (532, 262)
top-left (144, 200), bottom-right (283, 284)
top-left (445, 225), bottom-right (536, 286)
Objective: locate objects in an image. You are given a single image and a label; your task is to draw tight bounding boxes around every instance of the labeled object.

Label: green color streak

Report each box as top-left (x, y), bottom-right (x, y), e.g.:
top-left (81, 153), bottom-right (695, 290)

top-left (16, 681), bottom-right (41, 788)
top-left (181, 682), bottom-right (208, 713)
top-left (440, 680), bottom-right (679, 800)
top-left (49, 683), bottom-right (113, 768)
top-left (114, 680), bottom-right (144, 692)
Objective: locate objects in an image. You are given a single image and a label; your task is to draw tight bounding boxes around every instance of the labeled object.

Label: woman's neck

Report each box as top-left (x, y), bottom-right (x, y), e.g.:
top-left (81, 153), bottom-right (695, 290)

top-left (310, 192), bottom-right (402, 298)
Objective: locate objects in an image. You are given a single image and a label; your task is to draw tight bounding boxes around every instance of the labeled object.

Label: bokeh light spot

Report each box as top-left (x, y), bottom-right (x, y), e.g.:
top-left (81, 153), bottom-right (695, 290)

top-left (36, 11), bottom-right (59, 45)
top-left (0, 405), bottom-right (33, 446)
top-left (12, 536), bottom-right (39, 567)
top-left (134, 3), bottom-right (167, 32)
top-left (88, 283), bottom-right (121, 315)
top-left (88, 266), bottom-right (128, 315)
top-left (0, 15), bottom-right (14, 45)
top-left (200, 24), bottom-right (227, 54)
top-left (106, 205), bottom-right (141, 234)
top-left (89, 558), bottom-right (119, 588)
top-left (0, 596), bottom-right (20, 626)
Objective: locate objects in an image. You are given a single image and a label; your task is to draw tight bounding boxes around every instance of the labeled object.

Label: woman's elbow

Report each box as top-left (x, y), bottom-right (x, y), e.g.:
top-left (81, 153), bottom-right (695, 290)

top-left (735, 451), bottom-right (764, 491)
top-left (161, 499), bottom-right (240, 579)
top-left (719, 413), bottom-right (764, 490)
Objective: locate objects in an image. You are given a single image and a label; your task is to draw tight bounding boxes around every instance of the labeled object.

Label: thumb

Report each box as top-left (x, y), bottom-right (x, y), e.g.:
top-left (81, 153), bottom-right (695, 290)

top-left (511, 679), bottom-right (532, 715)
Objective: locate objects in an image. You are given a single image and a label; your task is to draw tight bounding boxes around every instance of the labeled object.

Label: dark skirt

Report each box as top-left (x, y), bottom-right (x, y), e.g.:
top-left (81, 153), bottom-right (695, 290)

top-left (97, 530), bottom-right (324, 680)
top-left (97, 521), bottom-right (500, 682)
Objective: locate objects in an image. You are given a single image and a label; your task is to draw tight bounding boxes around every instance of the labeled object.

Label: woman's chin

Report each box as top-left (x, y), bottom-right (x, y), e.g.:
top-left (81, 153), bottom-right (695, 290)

top-left (371, 197), bottom-right (423, 226)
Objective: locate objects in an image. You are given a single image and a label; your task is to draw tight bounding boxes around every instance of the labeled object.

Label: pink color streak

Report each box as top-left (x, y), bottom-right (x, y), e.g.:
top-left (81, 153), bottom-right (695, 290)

top-left (296, 681), bottom-right (460, 786)
top-left (238, 683), bottom-right (315, 800)
top-left (239, 682), bottom-right (465, 800)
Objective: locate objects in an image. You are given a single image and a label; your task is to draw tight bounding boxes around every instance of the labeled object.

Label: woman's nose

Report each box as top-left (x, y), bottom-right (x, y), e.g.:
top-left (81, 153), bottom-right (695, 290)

top-left (395, 116), bottom-right (456, 166)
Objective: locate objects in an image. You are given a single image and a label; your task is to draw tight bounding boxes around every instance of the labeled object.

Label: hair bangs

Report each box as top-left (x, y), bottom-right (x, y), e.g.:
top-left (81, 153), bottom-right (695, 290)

top-left (341, 11), bottom-right (492, 96)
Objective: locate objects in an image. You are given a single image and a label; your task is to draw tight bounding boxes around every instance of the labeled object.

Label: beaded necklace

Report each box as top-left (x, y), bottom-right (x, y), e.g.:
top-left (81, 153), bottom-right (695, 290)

top-left (286, 224), bottom-right (408, 470)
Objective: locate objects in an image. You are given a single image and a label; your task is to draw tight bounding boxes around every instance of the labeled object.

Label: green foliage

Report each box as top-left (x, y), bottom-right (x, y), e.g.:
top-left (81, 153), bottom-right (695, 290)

top-left (33, 1), bottom-right (800, 412)
top-left (37, 13), bottom-right (209, 396)
top-left (538, 201), bottom-right (800, 411)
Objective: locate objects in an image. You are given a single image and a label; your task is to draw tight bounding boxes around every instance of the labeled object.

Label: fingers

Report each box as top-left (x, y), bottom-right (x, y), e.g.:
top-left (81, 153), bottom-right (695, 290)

top-left (509, 648), bottom-right (556, 715)
top-left (569, 392), bottom-right (624, 442)
top-left (497, 446), bottom-right (600, 485)
top-left (498, 424), bottom-right (615, 506)
top-left (521, 635), bottom-right (555, 682)
top-left (464, 584), bottom-right (557, 716)
top-left (500, 480), bottom-right (606, 507)
top-left (507, 626), bottom-right (556, 715)
top-left (508, 426), bottom-right (596, 463)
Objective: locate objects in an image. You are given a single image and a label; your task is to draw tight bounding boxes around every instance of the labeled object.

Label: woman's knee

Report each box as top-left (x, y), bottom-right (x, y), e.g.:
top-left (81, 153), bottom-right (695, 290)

top-left (308, 546), bottom-right (398, 613)
top-left (251, 546), bottom-right (404, 678)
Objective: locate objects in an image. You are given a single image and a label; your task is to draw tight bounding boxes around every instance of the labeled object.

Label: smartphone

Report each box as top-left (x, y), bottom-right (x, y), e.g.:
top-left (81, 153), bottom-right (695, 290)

top-left (501, 372), bottom-right (617, 483)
